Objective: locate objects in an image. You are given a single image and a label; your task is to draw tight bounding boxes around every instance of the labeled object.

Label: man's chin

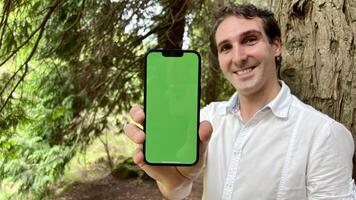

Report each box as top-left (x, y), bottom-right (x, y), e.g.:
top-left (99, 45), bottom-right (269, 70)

top-left (234, 83), bottom-right (260, 96)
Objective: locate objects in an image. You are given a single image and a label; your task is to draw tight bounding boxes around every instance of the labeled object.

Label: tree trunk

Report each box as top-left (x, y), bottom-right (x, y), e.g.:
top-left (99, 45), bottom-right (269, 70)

top-left (157, 0), bottom-right (188, 49)
top-left (271, 0), bottom-right (356, 177)
top-left (205, 0), bottom-right (225, 103)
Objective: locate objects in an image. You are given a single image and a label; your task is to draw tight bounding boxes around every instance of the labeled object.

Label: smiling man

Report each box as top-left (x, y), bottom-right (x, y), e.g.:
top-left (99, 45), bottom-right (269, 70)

top-left (124, 4), bottom-right (355, 200)
top-left (214, 13), bottom-right (281, 122)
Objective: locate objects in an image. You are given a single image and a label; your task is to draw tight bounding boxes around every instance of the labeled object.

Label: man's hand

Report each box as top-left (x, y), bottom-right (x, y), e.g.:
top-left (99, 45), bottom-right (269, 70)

top-left (123, 105), bottom-right (213, 199)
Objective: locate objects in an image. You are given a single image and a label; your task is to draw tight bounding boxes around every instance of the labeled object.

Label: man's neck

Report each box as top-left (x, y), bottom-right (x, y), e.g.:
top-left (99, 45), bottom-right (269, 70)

top-left (238, 81), bottom-right (281, 123)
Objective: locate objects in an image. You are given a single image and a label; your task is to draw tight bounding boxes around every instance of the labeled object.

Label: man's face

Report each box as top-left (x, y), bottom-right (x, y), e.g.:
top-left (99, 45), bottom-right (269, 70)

top-left (215, 16), bottom-right (281, 97)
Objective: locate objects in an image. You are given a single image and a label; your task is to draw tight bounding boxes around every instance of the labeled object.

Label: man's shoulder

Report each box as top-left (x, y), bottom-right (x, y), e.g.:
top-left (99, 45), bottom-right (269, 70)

top-left (289, 95), bottom-right (353, 147)
top-left (289, 95), bottom-right (335, 124)
top-left (201, 100), bottom-right (229, 113)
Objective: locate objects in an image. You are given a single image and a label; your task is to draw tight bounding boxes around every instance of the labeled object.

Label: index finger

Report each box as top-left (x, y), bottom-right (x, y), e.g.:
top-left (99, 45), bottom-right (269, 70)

top-left (129, 105), bottom-right (145, 126)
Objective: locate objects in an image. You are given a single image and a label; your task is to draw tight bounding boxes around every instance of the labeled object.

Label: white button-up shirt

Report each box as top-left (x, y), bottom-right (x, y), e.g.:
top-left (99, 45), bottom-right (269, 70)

top-left (200, 81), bottom-right (355, 200)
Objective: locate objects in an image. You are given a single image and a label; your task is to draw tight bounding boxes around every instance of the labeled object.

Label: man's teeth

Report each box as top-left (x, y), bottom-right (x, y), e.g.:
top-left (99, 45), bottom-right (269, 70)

top-left (236, 67), bottom-right (254, 75)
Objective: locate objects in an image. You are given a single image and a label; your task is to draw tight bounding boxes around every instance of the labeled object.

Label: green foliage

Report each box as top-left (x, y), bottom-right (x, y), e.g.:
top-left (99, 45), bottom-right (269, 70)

top-left (0, 0), bottom-right (187, 198)
top-left (2, 140), bottom-right (72, 196)
top-left (0, 59), bottom-right (75, 198)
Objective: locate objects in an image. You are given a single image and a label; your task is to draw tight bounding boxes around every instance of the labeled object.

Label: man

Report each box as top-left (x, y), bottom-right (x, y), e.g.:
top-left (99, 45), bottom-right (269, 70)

top-left (124, 4), bottom-right (355, 200)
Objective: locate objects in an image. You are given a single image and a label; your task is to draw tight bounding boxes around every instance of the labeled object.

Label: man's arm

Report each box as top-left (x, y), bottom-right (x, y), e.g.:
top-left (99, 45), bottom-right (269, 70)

top-left (306, 121), bottom-right (355, 199)
top-left (157, 180), bottom-right (193, 200)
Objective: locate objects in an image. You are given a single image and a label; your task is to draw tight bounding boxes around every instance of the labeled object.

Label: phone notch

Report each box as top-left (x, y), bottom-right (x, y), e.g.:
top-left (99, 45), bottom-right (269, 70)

top-left (161, 50), bottom-right (183, 57)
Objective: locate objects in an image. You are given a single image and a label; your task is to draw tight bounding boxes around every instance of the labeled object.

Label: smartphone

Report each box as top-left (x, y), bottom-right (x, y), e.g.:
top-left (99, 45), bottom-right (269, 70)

top-left (144, 49), bottom-right (200, 165)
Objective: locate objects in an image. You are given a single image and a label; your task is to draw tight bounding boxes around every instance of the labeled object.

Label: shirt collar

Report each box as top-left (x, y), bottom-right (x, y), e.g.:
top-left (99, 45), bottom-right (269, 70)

top-left (265, 80), bottom-right (292, 118)
top-left (224, 92), bottom-right (239, 114)
top-left (221, 80), bottom-right (293, 118)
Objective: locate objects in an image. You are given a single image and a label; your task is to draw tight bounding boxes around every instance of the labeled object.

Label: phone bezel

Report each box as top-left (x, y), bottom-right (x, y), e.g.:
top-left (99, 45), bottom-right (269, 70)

top-left (143, 49), bottom-right (201, 166)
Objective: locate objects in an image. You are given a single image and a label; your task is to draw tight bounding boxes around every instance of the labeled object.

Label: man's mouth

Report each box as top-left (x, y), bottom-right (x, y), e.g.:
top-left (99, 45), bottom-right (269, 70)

top-left (234, 66), bottom-right (257, 76)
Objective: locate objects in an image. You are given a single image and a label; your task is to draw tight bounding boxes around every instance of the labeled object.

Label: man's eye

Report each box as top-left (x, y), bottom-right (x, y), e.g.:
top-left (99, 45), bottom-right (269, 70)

top-left (244, 37), bottom-right (258, 45)
top-left (219, 44), bottom-right (231, 53)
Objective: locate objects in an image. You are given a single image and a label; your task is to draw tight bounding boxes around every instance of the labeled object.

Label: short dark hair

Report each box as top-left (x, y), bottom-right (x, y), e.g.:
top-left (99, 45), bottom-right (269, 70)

top-left (210, 4), bottom-right (282, 65)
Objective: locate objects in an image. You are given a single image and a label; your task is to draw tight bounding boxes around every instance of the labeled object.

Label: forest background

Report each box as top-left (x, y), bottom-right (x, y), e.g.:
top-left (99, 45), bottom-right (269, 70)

top-left (0, 0), bottom-right (355, 199)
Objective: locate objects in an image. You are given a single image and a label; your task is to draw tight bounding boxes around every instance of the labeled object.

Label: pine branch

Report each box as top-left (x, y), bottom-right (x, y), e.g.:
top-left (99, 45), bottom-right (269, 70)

top-left (0, 0), bottom-right (60, 67)
top-left (0, 0), bottom-right (12, 50)
top-left (0, 0), bottom-right (61, 113)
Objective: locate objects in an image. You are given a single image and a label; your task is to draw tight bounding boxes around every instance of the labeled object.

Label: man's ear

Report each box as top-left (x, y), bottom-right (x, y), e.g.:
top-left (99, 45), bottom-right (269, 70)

top-left (272, 37), bottom-right (282, 57)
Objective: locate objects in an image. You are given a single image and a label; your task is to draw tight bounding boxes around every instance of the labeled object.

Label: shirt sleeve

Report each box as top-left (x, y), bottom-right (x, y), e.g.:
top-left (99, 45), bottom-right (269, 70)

top-left (200, 103), bottom-right (212, 122)
top-left (306, 120), bottom-right (355, 199)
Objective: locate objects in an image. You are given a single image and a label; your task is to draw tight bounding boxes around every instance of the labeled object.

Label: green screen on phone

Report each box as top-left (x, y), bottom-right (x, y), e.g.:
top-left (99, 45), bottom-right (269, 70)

top-left (144, 50), bottom-right (200, 165)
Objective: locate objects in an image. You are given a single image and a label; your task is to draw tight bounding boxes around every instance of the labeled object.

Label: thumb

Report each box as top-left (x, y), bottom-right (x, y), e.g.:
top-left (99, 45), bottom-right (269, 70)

top-left (197, 121), bottom-right (213, 167)
top-left (199, 120), bottom-right (213, 143)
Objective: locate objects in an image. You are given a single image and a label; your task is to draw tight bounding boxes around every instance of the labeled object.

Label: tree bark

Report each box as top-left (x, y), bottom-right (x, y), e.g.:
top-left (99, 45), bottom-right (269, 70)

top-left (271, 0), bottom-right (356, 176)
top-left (157, 0), bottom-right (188, 49)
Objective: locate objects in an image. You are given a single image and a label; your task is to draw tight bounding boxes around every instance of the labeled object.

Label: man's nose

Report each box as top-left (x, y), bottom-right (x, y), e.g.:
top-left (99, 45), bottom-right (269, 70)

top-left (232, 45), bottom-right (248, 66)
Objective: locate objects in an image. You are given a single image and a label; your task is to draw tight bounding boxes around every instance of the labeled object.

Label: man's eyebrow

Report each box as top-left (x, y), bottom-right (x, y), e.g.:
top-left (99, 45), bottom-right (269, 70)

top-left (240, 30), bottom-right (263, 37)
top-left (217, 29), bottom-right (263, 49)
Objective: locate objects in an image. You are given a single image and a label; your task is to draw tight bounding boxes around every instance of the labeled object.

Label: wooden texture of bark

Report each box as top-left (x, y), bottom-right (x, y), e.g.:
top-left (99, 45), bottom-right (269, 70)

top-left (272, 0), bottom-right (356, 175)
